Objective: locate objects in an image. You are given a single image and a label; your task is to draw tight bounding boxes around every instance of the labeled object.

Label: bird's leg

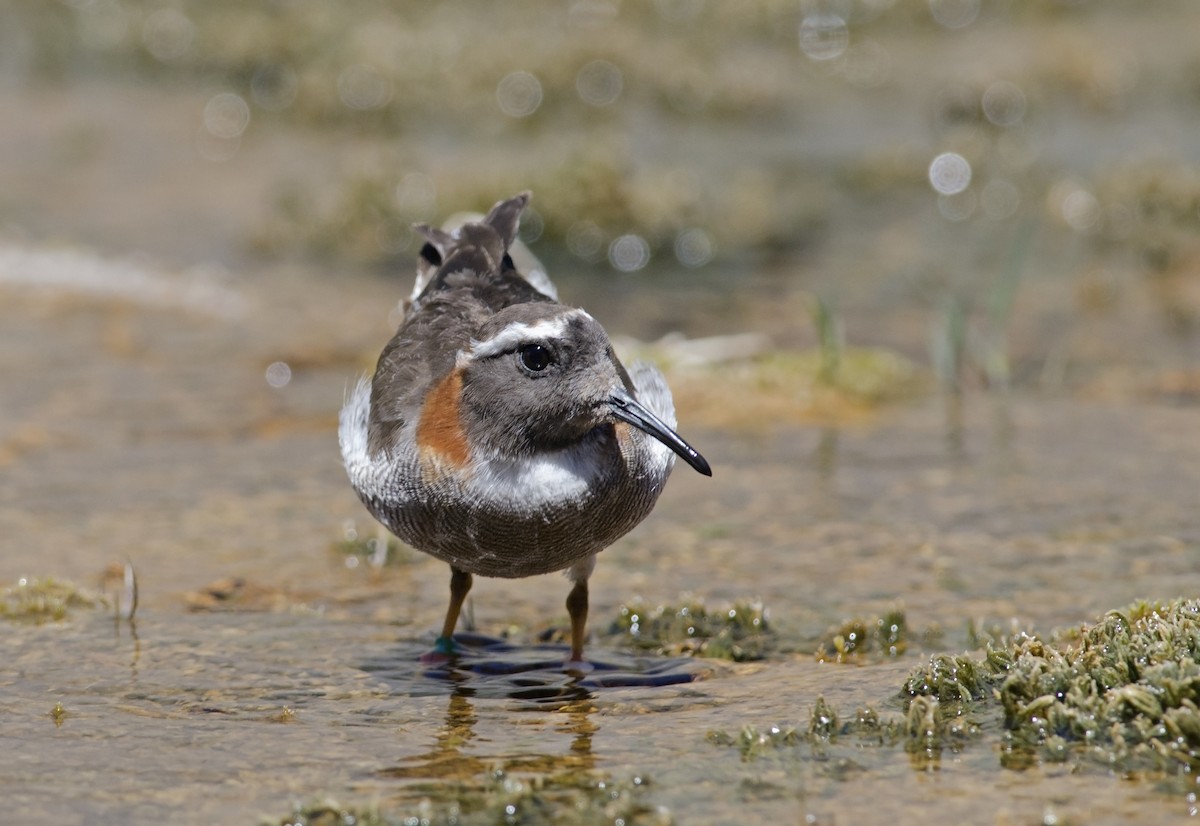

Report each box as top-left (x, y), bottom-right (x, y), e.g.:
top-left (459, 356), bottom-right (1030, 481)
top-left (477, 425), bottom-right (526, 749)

top-left (565, 578), bottom-right (589, 665)
top-left (563, 557), bottom-right (597, 670)
top-left (433, 566), bottom-right (472, 656)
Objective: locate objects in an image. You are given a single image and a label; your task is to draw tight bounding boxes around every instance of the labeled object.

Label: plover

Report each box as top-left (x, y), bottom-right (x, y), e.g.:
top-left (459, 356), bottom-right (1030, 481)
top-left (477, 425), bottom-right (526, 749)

top-left (339, 192), bottom-right (711, 665)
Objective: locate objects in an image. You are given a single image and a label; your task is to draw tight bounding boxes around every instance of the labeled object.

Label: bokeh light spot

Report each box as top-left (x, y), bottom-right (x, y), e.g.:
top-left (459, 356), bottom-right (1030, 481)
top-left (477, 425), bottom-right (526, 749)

top-left (265, 361), bottom-right (292, 388)
top-left (496, 71), bottom-right (543, 118)
top-left (799, 14), bottom-right (849, 62)
top-left (928, 152), bottom-right (972, 195)
top-left (203, 92), bottom-right (250, 140)
top-left (674, 228), bottom-right (715, 268)
top-left (142, 8), bottom-right (194, 62)
top-left (982, 80), bottom-right (1026, 127)
top-left (1062, 188), bottom-right (1101, 232)
top-left (518, 208), bottom-right (544, 243)
top-left (576, 59), bottom-right (623, 107)
top-left (566, 221), bottom-right (606, 263)
top-left (929, 0), bottom-right (980, 29)
top-left (608, 234), bottom-right (651, 272)
top-left (338, 64), bottom-right (393, 111)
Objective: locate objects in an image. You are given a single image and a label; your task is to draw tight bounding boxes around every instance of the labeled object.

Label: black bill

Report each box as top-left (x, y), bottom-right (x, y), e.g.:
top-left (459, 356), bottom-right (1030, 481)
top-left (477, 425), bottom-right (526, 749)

top-left (608, 389), bottom-right (712, 477)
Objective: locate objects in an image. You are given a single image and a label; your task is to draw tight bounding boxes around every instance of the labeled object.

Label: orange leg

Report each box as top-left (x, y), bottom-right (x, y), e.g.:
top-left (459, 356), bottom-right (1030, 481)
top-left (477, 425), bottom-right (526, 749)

top-left (434, 567), bottom-right (472, 655)
top-left (565, 578), bottom-right (589, 663)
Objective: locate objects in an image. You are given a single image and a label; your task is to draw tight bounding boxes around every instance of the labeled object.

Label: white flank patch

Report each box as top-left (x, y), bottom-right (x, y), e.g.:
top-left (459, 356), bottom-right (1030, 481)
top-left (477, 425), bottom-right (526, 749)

top-left (467, 308), bottom-right (591, 360)
top-left (339, 377), bottom-right (387, 497)
top-left (626, 361), bottom-right (676, 427)
top-left (625, 360), bottom-right (678, 477)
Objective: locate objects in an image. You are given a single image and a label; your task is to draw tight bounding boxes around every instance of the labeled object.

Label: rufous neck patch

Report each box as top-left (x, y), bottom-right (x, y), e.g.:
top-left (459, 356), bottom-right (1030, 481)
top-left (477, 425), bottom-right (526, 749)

top-left (416, 368), bottom-right (471, 470)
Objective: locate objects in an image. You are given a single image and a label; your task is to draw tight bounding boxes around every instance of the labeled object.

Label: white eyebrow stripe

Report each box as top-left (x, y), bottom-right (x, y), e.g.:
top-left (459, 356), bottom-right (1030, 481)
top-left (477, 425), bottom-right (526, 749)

top-left (466, 308), bottom-right (591, 360)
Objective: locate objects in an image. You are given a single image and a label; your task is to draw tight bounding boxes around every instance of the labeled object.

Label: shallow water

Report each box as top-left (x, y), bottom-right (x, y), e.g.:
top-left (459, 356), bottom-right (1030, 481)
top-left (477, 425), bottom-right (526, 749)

top-left (4, 611), bottom-right (1196, 823)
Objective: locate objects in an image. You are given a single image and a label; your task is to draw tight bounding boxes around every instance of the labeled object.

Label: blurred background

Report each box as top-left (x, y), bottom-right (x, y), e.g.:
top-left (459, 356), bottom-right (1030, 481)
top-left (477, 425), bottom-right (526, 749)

top-left (7, 0), bottom-right (1200, 641)
top-left (4, 0), bottom-right (1200, 396)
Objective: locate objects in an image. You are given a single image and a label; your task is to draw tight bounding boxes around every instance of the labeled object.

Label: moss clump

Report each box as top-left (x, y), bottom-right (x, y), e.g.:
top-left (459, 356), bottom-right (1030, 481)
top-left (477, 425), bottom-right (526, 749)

top-left (902, 648), bottom-right (1011, 703)
top-left (815, 608), bottom-right (909, 663)
top-left (994, 600), bottom-right (1200, 771)
top-left (0, 578), bottom-right (106, 624)
top-left (275, 771), bottom-right (665, 826)
top-left (277, 800), bottom-right (386, 826)
top-left (901, 694), bottom-right (984, 763)
top-left (706, 724), bottom-right (800, 760)
top-left (607, 598), bottom-right (771, 662)
top-left (713, 601), bottom-right (1200, 774)
top-left (707, 696), bottom-right (911, 761)
top-left (900, 599), bottom-right (1200, 773)
top-left (898, 640), bottom-right (1064, 764)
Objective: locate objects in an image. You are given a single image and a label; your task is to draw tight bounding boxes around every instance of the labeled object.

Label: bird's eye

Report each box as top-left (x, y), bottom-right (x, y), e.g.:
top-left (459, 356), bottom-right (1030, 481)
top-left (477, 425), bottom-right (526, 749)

top-left (518, 343), bottom-right (553, 372)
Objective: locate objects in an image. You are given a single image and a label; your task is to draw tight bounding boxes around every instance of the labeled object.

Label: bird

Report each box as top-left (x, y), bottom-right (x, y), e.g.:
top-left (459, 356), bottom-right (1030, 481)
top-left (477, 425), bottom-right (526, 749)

top-left (339, 191), bottom-right (711, 666)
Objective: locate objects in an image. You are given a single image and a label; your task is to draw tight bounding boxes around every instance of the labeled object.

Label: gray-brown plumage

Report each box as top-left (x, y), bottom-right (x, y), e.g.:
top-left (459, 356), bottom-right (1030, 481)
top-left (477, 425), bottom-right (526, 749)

top-left (339, 192), bottom-right (710, 664)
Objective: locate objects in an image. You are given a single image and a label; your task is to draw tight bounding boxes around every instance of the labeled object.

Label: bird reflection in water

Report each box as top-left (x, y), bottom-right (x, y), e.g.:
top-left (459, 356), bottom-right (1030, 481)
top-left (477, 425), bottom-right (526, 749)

top-left (365, 632), bottom-right (708, 786)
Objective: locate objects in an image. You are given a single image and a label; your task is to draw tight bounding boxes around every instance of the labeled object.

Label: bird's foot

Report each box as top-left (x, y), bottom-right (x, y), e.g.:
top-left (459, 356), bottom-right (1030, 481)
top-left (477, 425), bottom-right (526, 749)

top-left (419, 635), bottom-right (457, 664)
